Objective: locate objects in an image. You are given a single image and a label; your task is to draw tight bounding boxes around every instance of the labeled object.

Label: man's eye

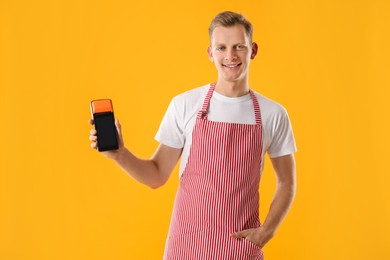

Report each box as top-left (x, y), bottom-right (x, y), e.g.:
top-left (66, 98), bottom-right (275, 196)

top-left (216, 47), bottom-right (225, 51)
top-left (237, 45), bottom-right (246, 49)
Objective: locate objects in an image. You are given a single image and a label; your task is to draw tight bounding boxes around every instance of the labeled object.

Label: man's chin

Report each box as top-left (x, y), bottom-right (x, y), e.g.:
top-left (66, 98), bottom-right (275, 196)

top-left (219, 74), bottom-right (244, 83)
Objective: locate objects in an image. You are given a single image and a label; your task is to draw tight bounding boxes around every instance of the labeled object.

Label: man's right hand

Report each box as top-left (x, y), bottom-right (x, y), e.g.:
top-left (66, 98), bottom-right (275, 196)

top-left (88, 118), bottom-right (125, 160)
top-left (88, 118), bottom-right (182, 188)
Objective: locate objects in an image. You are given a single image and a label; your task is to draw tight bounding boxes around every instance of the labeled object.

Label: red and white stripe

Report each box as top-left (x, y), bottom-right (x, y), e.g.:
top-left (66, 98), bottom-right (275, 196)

top-left (164, 83), bottom-right (264, 259)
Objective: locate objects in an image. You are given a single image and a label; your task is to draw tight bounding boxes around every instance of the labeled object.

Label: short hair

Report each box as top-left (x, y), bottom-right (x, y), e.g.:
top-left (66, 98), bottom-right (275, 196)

top-left (208, 11), bottom-right (253, 43)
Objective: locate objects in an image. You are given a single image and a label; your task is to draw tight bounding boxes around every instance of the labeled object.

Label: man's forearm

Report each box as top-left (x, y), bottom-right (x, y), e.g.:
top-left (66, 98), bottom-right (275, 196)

top-left (112, 147), bottom-right (163, 189)
top-left (262, 180), bottom-right (296, 235)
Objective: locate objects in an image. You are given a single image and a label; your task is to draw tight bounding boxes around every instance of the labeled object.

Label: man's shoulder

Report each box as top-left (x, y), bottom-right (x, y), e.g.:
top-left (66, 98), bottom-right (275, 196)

top-left (252, 90), bottom-right (288, 116)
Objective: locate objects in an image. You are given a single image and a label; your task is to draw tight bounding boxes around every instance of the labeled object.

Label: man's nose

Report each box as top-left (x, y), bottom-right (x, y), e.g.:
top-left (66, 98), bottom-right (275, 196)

top-left (224, 48), bottom-right (237, 61)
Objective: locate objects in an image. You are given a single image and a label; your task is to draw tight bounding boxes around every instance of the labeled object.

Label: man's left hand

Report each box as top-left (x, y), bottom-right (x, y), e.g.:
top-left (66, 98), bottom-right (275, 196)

top-left (231, 225), bottom-right (275, 248)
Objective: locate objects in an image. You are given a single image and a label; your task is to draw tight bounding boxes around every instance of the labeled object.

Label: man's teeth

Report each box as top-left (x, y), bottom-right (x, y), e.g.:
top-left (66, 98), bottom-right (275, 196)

top-left (225, 64), bottom-right (239, 68)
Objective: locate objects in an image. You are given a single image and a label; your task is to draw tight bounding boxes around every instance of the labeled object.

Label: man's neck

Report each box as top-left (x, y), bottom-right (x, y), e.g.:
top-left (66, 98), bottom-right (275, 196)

top-left (214, 79), bottom-right (250, 97)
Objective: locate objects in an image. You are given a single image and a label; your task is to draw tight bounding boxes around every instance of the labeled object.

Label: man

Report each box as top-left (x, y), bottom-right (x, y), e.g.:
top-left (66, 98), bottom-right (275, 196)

top-left (89, 11), bottom-right (297, 260)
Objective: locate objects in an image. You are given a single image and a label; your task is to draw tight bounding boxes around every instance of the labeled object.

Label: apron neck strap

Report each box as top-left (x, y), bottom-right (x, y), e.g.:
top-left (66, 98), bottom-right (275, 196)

top-left (197, 83), bottom-right (262, 125)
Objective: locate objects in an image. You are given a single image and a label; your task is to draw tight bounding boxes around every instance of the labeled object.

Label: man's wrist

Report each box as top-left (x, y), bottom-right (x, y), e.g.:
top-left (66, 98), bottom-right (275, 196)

top-left (111, 146), bottom-right (127, 162)
top-left (260, 222), bottom-right (277, 237)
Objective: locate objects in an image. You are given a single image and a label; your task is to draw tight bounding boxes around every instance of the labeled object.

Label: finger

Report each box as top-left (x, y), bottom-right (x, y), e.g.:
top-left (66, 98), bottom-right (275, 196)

top-left (88, 119), bottom-right (94, 125)
top-left (90, 129), bottom-right (97, 135)
top-left (115, 119), bottom-right (122, 136)
top-left (90, 142), bottom-right (97, 149)
top-left (232, 229), bottom-right (251, 238)
top-left (89, 135), bottom-right (97, 142)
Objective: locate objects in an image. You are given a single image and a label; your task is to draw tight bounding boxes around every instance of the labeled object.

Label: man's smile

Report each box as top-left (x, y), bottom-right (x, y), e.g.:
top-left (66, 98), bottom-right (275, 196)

top-left (223, 63), bottom-right (242, 69)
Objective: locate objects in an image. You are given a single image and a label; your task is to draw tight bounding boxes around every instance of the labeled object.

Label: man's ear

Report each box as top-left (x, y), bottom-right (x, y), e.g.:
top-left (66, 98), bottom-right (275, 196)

top-left (250, 42), bottom-right (258, 59)
top-left (207, 46), bottom-right (214, 62)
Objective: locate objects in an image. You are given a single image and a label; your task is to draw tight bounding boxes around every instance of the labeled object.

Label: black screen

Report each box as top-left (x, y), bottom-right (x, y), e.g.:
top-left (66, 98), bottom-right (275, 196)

top-left (93, 112), bottom-right (118, 151)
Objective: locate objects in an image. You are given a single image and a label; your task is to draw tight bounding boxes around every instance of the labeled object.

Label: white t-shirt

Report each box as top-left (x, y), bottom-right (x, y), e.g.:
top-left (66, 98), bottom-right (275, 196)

top-left (155, 84), bottom-right (297, 177)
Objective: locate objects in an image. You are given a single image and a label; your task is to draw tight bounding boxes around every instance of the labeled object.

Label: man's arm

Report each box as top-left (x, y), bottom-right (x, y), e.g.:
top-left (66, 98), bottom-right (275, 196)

top-left (232, 154), bottom-right (296, 248)
top-left (262, 154), bottom-right (296, 238)
top-left (89, 119), bottom-right (182, 189)
top-left (113, 143), bottom-right (182, 189)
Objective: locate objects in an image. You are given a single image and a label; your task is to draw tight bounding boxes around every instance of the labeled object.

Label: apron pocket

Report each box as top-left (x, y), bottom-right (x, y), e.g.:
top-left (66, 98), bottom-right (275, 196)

top-left (239, 238), bottom-right (264, 258)
top-left (243, 238), bottom-right (263, 250)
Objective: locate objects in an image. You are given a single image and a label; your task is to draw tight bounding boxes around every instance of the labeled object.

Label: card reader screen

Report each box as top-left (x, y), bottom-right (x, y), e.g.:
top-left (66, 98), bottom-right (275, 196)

top-left (94, 112), bottom-right (118, 151)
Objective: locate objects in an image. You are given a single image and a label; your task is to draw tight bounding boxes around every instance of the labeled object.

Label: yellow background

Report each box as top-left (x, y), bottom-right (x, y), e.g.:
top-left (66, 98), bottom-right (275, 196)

top-left (1, 0), bottom-right (389, 259)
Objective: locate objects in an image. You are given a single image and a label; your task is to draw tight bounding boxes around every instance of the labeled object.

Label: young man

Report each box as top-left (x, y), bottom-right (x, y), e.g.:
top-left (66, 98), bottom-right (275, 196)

top-left (89, 11), bottom-right (297, 260)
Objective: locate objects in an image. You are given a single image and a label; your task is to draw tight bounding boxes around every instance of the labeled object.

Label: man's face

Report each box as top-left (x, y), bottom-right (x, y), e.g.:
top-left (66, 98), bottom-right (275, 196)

top-left (208, 25), bottom-right (258, 83)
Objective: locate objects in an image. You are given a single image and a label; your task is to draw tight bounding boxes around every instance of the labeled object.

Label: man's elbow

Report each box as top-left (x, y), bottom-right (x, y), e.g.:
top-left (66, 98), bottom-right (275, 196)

top-left (147, 177), bottom-right (169, 190)
top-left (148, 184), bottom-right (160, 189)
top-left (148, 182), bottom-right (165, 190)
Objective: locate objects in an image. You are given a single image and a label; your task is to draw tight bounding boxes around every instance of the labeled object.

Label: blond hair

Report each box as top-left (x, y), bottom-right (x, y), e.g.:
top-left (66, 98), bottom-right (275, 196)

top-left (209, 11), bottom-right (253, 43)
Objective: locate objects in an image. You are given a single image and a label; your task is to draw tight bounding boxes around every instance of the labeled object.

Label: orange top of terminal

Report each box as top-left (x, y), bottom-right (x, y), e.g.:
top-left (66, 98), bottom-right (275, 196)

top-left (91, 99), bottom-right (113, 113)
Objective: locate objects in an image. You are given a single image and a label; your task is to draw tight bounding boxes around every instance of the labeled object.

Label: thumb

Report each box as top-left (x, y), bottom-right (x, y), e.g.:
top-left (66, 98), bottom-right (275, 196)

top-left (115, 119), bottom-right (122, 136)
top-left (115, 119), bottom-right (124, 146)
top-left (231, 229), bottom-right (251, 238)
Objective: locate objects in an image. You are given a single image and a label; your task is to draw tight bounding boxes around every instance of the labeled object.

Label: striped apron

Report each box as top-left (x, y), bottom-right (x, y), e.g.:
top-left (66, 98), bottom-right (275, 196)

top-left (164, 83), bottom-right (264, 259)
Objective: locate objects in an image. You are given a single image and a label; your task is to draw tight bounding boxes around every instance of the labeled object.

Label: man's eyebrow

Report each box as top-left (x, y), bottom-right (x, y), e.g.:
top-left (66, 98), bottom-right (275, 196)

top-left (214, 42), bottom-right (247, 46)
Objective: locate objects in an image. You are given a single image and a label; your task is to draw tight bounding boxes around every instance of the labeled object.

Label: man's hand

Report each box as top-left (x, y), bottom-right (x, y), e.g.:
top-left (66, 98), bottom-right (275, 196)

top-left (231, 225), bottom-right (275, 248)
top-left (232, 154), bottom-right (296, 248)
top-left (88, 118), bottom-right (125, 160)
top-left (88, 118), bottom-right (182, 189)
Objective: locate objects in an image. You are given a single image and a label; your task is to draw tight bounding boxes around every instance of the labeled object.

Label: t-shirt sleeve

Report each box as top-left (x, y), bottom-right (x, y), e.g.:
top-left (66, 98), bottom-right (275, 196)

top-left (267, 108), bottom-right (297, 158)
top-left (154, 98), bottom-right (184, 149)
